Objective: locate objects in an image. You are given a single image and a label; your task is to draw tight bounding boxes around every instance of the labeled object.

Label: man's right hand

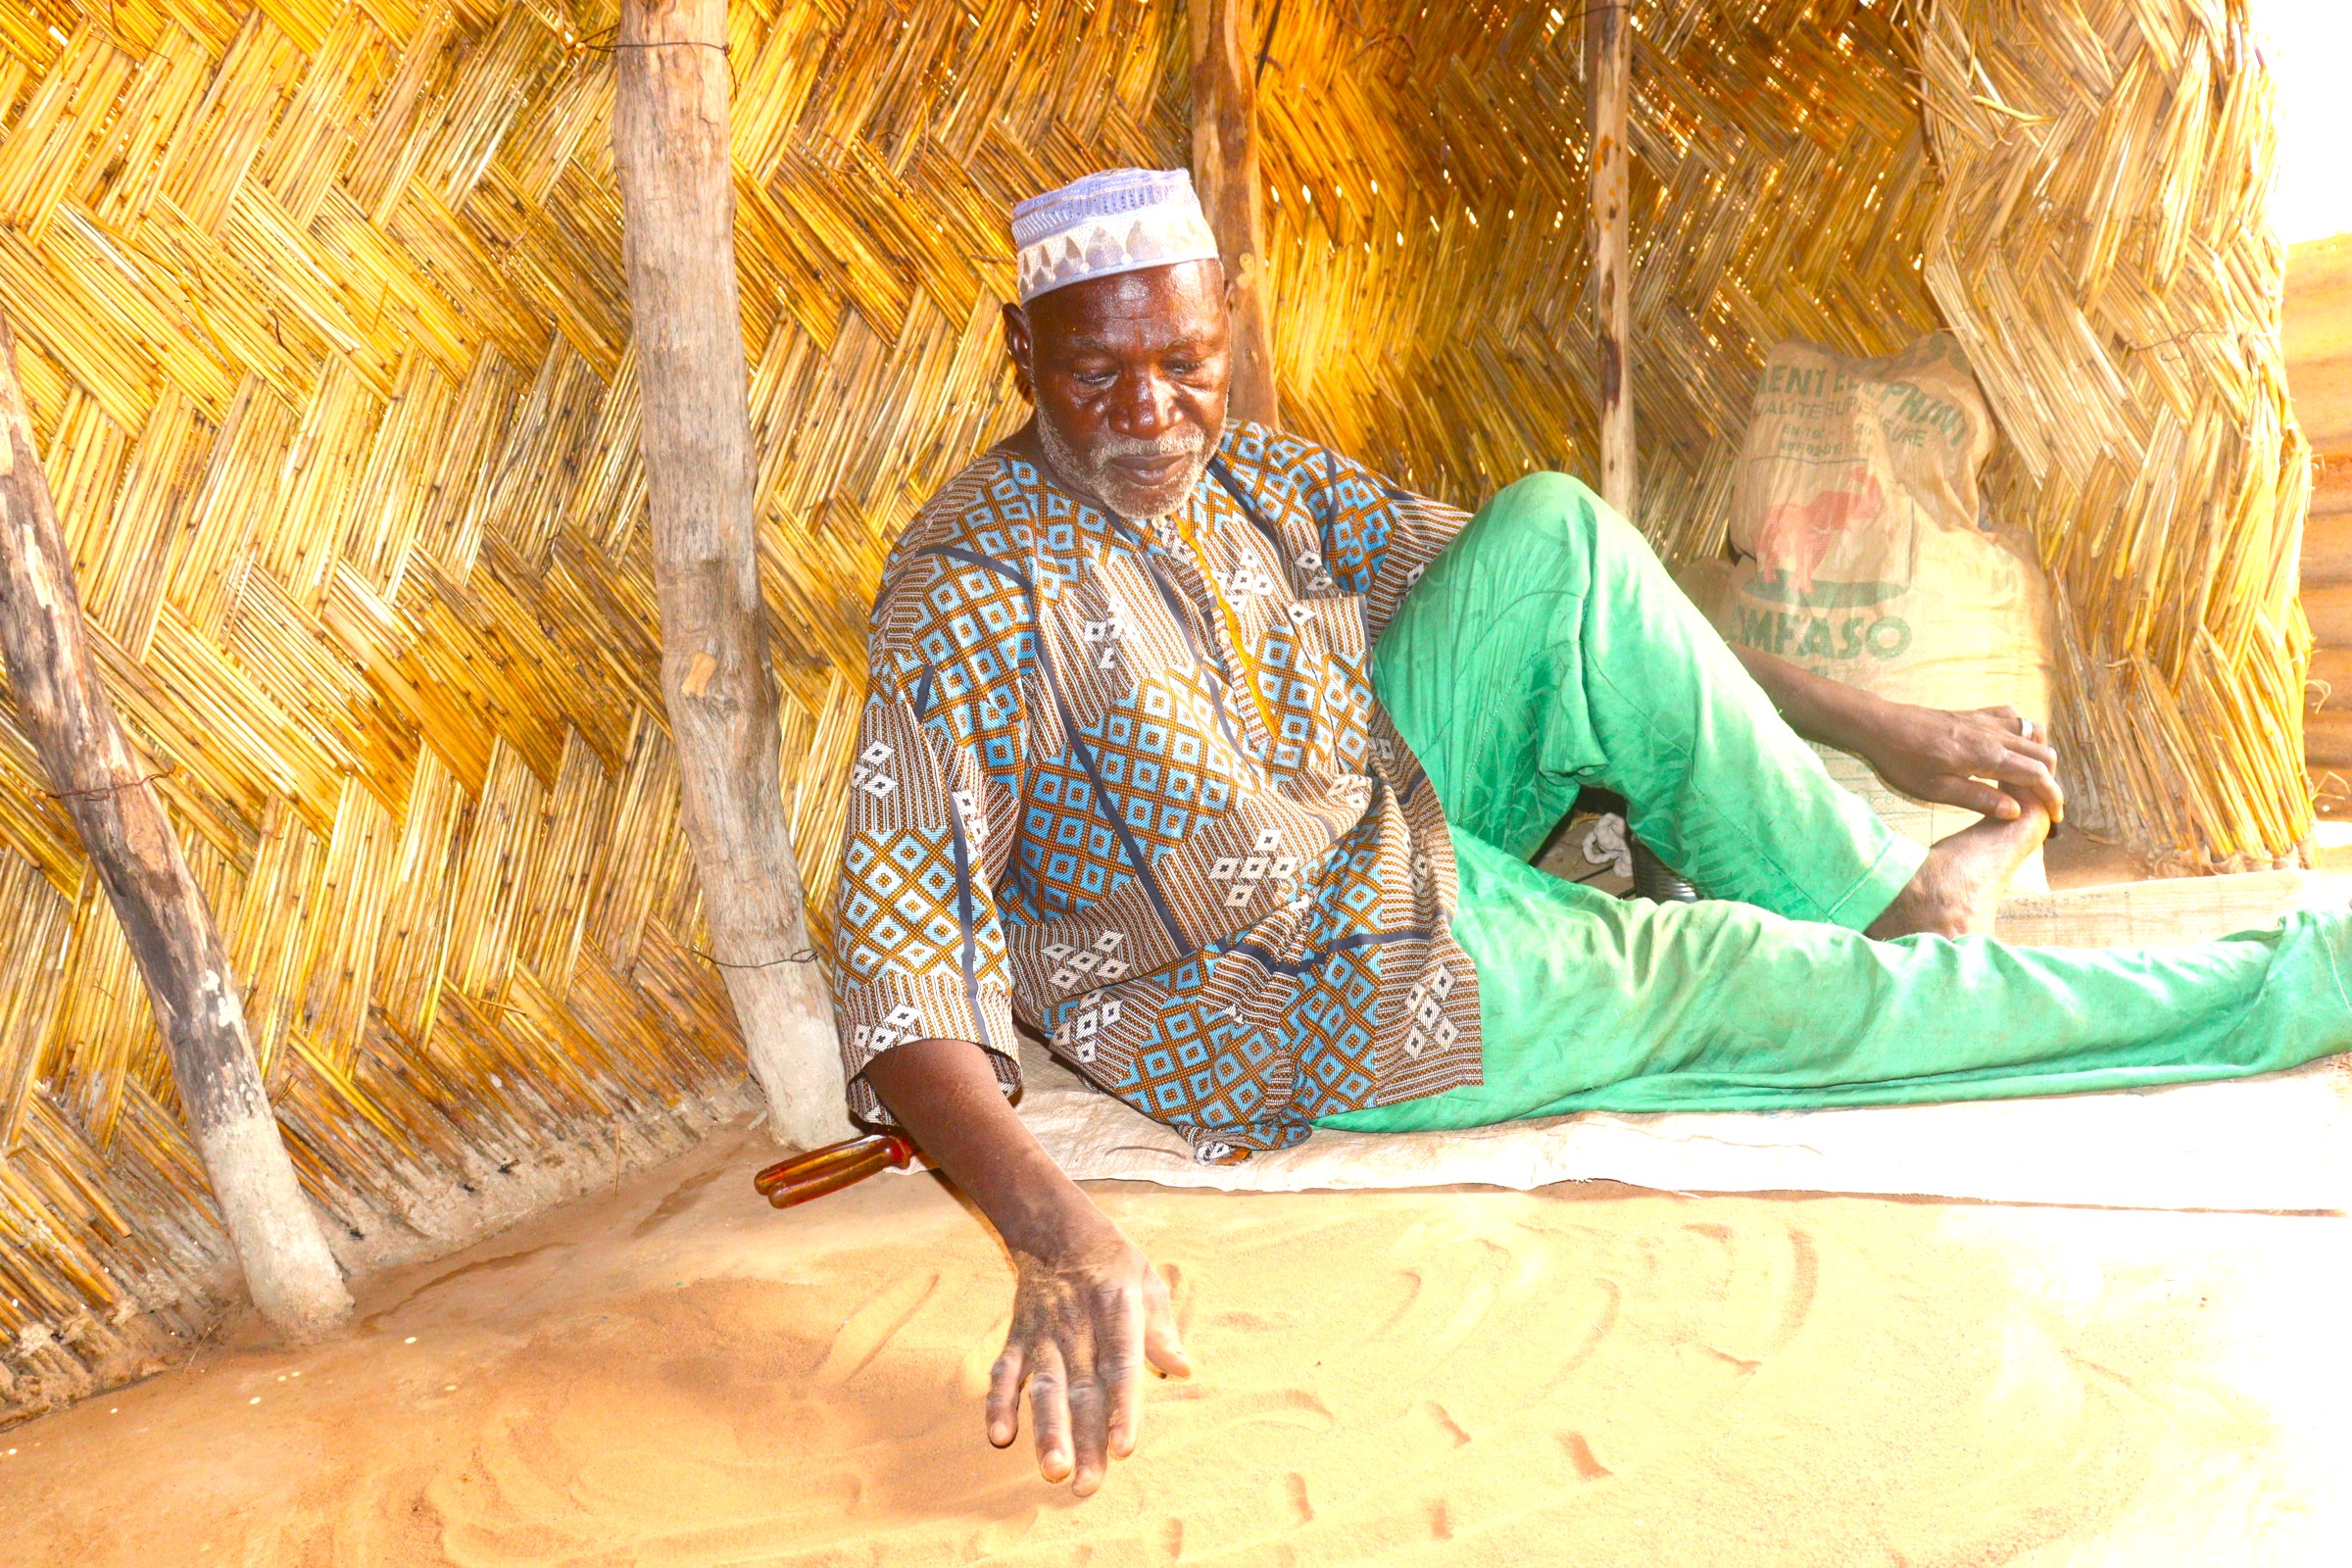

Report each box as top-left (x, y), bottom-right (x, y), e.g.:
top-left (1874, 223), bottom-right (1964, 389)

top-left (860, 1035), bottom-right (1193, 1495)
top-left (989, 1220), bottom-right (1191, 1494)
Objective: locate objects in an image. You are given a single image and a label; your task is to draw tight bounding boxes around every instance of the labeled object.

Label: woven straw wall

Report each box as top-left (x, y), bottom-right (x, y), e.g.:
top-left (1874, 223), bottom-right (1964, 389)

top-left (1914, 0), bottom-right (2309, 864)
top-left (1253, 0), bottom-right (2308, 869)
top-left (0, 0), bottom-right (2305, 1417)
top-left (0, 0), bottom-right (1192, 1420)
top-left (1260, 0), bottom-right (1946, 549)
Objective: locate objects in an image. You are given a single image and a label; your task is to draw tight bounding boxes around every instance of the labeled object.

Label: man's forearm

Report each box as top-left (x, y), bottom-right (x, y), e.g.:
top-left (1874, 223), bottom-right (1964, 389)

top-left (860, 1036), bottom-right (1109, 1256)
top-left (1732, 643), bottom-right (1884, 753)
top-left (1731, 641), bottom-right (2063, 822)
top-left (866, 1034), bottom-right (1187, 1493)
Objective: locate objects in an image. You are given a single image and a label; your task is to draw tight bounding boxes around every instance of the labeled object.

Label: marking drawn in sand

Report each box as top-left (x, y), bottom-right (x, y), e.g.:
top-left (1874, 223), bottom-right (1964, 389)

top-left (814, 1270), bottom-right (941, 1386)
top-left (1772, 1227), bottom-right (1820, 1353)
top-left (359, 1243), bottom-right (568, 1330)
top-left (1422, 1400), bottom-right (1472, 1447)
top-left (1559, 1430), bottom-right (1613, 1480)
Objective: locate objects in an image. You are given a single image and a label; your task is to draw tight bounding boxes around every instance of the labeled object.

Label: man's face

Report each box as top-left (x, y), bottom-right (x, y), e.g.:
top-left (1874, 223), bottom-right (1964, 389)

top-left (1004, 260), bottom-right (1231, 518)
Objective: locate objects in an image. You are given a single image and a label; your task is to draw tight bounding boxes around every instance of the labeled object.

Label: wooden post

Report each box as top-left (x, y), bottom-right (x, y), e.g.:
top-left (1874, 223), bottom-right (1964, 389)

top-left (0, 310), bottom-right (351, 1342)
top-left (1588, 0), bottom-right (1635, 514)
top-left (612, 0), bottom-right (853, 1150)
top-left (1191, 0), bottom-right (1278, 428)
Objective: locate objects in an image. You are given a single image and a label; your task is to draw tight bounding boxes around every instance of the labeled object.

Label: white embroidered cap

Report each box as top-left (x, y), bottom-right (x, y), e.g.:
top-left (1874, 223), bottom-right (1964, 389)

top-left (1011, 168), bottom-right (1222, 305)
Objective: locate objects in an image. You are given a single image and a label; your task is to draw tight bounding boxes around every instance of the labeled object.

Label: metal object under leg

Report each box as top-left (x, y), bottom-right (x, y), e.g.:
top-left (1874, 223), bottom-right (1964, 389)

top-left (1629, 838), bottom-right (1701, 903)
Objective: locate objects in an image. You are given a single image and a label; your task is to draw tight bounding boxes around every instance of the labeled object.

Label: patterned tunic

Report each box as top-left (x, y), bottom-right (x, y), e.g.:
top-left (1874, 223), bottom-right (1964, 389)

top-left (829, 421), bottom-right (1483, 1159)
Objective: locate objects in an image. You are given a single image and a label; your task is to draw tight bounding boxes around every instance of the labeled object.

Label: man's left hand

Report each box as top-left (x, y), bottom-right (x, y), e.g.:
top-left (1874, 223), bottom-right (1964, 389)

top-left (1857, 701), bottom-right (2064, 824)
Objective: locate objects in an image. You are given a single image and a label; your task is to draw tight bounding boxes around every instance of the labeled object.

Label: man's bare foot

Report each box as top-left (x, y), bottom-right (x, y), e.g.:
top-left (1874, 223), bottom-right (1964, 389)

top-left (1865, 792), bottom-right (2051, 939)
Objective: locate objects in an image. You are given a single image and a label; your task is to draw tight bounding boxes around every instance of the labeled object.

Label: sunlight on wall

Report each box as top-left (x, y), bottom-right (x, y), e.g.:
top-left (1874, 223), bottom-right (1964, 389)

top-left (2255, 1), bottom-right (2352, 244)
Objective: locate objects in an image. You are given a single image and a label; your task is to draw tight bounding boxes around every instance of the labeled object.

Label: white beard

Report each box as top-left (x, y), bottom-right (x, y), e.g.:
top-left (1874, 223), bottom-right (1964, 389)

top-left (1037, 405), bottom-right (1218, 519)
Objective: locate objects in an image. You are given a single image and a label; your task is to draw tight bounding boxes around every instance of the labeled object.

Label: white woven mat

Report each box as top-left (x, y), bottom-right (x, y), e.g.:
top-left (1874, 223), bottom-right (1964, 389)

top-left (1011, 872), bottom-right (2352, 1212)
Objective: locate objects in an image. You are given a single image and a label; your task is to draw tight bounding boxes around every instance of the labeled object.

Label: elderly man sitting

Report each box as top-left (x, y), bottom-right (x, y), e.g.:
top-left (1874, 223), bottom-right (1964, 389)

top-left (827, 168), bottom-right (2348, 1494)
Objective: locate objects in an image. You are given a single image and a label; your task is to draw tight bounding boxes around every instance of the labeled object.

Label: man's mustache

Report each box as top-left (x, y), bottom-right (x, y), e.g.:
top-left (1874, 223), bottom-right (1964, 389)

top-left (1087, 428), bottom-right (1208, 463)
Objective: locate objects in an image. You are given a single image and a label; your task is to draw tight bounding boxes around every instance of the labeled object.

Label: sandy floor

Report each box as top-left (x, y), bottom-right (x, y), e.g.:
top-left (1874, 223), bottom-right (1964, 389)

top-left (4, 1118), bottom-right (2345, 1567)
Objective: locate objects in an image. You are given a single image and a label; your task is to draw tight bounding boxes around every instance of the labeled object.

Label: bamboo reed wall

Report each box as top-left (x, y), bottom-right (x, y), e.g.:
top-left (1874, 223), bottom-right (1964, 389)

top-left (1916, 0), bottom-right (2310, 866)
top-left (0, 0), bottom-right (2308, 1418)
top-left (1250, 0), bottom-right (2309, 869)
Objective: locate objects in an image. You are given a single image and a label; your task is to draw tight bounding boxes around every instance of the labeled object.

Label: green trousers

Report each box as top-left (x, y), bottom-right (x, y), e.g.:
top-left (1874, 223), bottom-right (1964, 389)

top-left (1321, 474), bottom-right (2350, 1133)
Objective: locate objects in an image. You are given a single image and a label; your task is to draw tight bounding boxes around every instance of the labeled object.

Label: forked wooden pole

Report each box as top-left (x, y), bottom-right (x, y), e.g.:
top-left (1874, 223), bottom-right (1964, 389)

top-left (1587, 0), bottom-right (1635, 514)
top-left (1191, 0), bottom-right (1278, 428)
top-left (612, 0), bottom-right (853, 1149)
top-left (0, 308), bottom-right (351, 1342)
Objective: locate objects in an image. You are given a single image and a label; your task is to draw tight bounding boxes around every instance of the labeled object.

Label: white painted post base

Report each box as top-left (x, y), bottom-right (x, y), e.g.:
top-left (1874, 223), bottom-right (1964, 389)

top-left (730, 961), bottom-right (858, 1151)
top-left (196, 1106), bottom-right (354, 1342)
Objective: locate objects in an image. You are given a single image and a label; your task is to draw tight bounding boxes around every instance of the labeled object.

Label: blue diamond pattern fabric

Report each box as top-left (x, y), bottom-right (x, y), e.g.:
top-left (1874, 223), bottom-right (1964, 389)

top-left (829, 422), bottom-right (1484, 1158)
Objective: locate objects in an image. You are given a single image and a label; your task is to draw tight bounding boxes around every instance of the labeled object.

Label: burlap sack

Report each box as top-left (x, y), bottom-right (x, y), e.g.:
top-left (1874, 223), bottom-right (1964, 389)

top-left (1715, 333), bottom-right (2057, 891)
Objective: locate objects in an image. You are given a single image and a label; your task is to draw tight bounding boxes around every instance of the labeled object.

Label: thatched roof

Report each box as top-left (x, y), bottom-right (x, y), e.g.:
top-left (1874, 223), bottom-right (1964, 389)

top-left (0, 0), bottom-right (2308, 1414)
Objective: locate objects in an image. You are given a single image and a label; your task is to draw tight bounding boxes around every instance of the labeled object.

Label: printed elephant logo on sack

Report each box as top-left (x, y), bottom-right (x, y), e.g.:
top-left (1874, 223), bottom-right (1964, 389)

top-left (1738, 466), bottom-right (1913, 662)
top-left (1752, 469), bottom-right (1889, 599)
